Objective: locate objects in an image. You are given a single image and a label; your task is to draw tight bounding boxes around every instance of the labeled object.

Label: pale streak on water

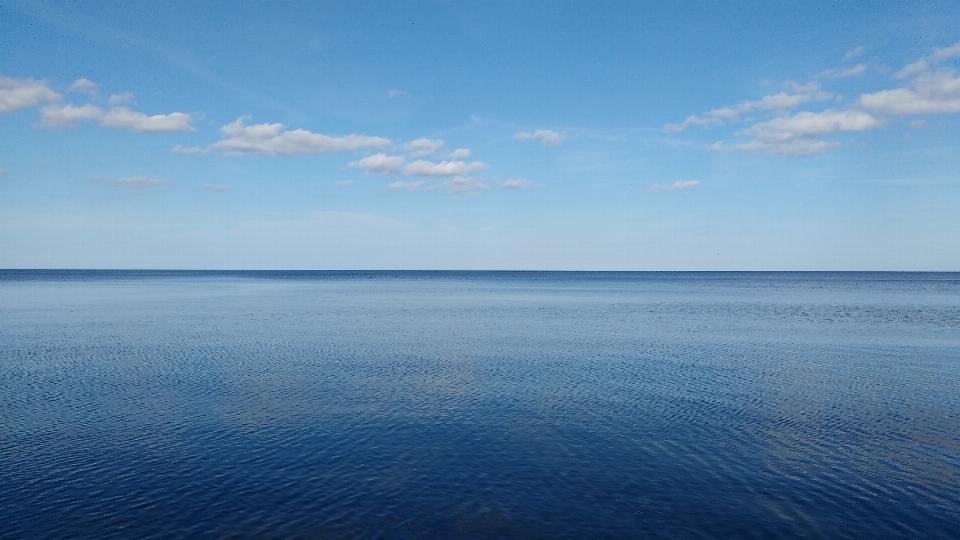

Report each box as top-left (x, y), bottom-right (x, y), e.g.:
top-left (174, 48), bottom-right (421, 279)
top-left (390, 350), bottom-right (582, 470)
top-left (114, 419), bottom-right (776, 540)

top-left (1, 271), bottom-right (959, 539)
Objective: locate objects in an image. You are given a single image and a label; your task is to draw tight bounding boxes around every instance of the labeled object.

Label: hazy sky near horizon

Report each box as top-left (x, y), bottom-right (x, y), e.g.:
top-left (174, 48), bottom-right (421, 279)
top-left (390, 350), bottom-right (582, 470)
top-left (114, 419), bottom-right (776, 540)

top-left (2, 0), bottom-right (960, 270)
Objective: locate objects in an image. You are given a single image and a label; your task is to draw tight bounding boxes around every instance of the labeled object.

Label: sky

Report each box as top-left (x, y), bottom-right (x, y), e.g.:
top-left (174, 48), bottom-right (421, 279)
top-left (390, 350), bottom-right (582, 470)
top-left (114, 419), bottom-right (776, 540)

top-left (1, 0), bottom-right (959, 270)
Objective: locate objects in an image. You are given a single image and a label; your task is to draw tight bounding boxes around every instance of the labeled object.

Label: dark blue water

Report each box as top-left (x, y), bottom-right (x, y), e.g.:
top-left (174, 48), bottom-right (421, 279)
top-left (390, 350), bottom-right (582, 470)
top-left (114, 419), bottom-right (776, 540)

top-left (2, 271), bottom-right (959, 539)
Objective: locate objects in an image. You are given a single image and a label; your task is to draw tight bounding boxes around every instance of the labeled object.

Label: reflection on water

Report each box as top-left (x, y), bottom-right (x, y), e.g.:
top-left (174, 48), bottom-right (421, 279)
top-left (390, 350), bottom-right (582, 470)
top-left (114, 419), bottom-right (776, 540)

top-left (1, 271), bottom-right (959, 538)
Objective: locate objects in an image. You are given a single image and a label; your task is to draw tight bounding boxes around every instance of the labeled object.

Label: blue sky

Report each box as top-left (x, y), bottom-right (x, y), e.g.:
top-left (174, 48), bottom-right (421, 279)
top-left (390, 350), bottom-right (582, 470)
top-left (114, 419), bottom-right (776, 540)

top-left (2, 0), bottom-right (959, 270)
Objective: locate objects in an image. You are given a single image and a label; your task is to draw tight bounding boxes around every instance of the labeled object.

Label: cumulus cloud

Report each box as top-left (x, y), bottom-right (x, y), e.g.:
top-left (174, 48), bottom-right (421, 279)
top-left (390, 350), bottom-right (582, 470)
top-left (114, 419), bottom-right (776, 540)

top-left (202, 183), bottom-right (228, 192)
top-left (859, 69), bottom-right (960, 115)
top-left (405, 138), bottom-right (444, 157)
top-left (818, 64), bottom-right (868, 79)
top-left (501, 179), bottom-right (532, 189)
top-left (348, 153), bottom-right (405, 175)
top-left (400, 159), bottom-right (488, 177)
top-left (208, 117), bottom-right (390, 156)
top-left (648, 180), bottom-right (700, 192)
top-left (387, 89), bottom-right (411, 99)
top-left (514, 129), bottom-right (567, 145)
top-left (39, 103), bottom-right (194, 131)
top-left (108, 92), bottom-right (134, 105)
top-left (99, 176), bottom-right (171, 191)
top-left (448, 148), bottom-right (471, 158)
top-left (0, 76), bottom-right (61, 113)
top-left (69, 78), bottom-right (98, 94)
top-left (711, 109), bottom-right (882, 155)
top-left (665, 82), bottom-right (832, 132)
top-left (843, 46), bottom-right (866, 61)
top-left (387, 180), bottom-right (431, 191)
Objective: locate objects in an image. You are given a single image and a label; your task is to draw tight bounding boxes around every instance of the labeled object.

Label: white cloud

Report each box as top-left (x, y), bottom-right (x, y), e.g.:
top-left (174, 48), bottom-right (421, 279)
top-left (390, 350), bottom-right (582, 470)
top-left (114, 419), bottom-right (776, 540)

top-left (501, 179), bottom-right (532, 189)
top-left (209, 117), bottom-right (390, 156)
top-left (818, 64), bottom-right (868, 79)
top-left (648, 180), bottom-right (700, 192)
top-left (443, 176), bottom-right (487, 194)
top-left (38, 104), bottom-right (102, 126)
top-left (387, 180), bottom-right (431, 191)
top-left (448, 148), bottom-right (471, 158)
top-left (387, 89), bottom-right (411, 99)
top-left (202, 183), bottom-right (228, 192)
top-left (100, 107), bottom-right (193, 132)
top-left (108, 92), bottom-right (134, 105)
top-left (664, 82), bottom-right (832, 132)
top-left (39, 103), bottom-right (193, 131)
top-left (843, 46), bottom-right (865, 61)
top-left (172, 145), bottom-right (210, 155)
top-left (69, 78), bottom-right (98, 94)
top-left (400, 159), bottom-right (489, 177)
top-left (347, 153), bottom-right (405, 175)
top-left (895, 40), bottom-right (960, 79)
top-left (0, 76), bottom-right (61, 113)
top-left (336, 180), bottom-right (353, 186)
top-left (712, 109), bottom-right (882, 155)
top-left (405, 138), bottom-right (444, 157)
top-left (859, 69), bottom-right (960, 114)
top-left (514, 129), bottom-right (567, 145)
top-left (100, 176), bottom-right (171, 191)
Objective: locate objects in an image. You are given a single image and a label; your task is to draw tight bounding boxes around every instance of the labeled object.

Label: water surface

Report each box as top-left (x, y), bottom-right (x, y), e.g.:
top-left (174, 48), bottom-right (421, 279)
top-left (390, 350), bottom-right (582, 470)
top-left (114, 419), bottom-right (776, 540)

top-left (2, 271), bottom-right (959, 538)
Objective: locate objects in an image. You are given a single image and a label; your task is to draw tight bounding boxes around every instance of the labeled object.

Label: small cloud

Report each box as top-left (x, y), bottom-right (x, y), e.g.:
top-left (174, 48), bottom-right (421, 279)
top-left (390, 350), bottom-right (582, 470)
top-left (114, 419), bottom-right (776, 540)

top-left (405, 138), bottom-right (444, 157)
top-left (39, 103), bottom-right (194, 132)
top-left (909, 119), bottom-right (925, 129)
top-left (69, 78), bottom-right (98, 94)
top-left (172, 145), bottom-right (210, 155)
top-left (201, 183), bottom-right (228, 192)
top-left (0, 76), bottom-right (61, 113)
top-left (209, 117), bottom-right (390, 156)
top-left (895, 59), bottom-right (929, 79)
top-left (858, 70), bottom-right (960, 115)
top-left (336, 180), bottom-right (353, 186)
top-left (648, 180), bottom-right (701, 192)
top-left (514, 129), bottom-right (567, 145)
top-left (501, 179), bottom-right (532, 189)
top-left (817, 64), bottom-right (868, 79)
top-left (894, 40), bottom-right (960, 79)
top-left (347, 153), bottom-right (405, 175)
top-left (387, 89), bottom-right (411, 99)
top-left (665, 82), bottom-right (832, 132)
top-left (0, 168), bottom-right (8, 178)
top-left (99, 176), bottom-right (171, 191)
top-left (443, 176), bottom-right (487, 194)
top-left (387, 179), bottom-right (431, 191)
top-left (843, 46), bottom-right (865, 61)
top-left (108, 92), bottom-right (134, 105)
top-left (710, 109), bottom-right (882, 155)
top-left (401, 159), bottom-right (488, 177)
top-left (448, 148), bottom-right (471, 158)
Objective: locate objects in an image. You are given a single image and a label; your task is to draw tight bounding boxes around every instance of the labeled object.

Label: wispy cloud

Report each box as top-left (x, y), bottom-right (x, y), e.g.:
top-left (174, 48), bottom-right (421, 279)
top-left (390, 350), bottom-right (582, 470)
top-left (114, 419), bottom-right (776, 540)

top-left (843, 46), bottom-right (866, 61)
top-left (442, 176), bottom-right (487, 194)
top-left (514, 129), bottom-right (567, 146)
top-left (0, 168), bottom-right (8, 178)
top-left (39, 103), bottom-right (194, 132)
top-left (405, 138), bottom-right (444, 157)
top-left (665, 82), bottom-right (832, 132)
top-left (0, 75), bottom-right (61, 113)
top-left (387, 179), bottom-right (431, 191)
top-left (172, 145), bottom-right (209, 155)
top-left (817, 64), bottom-right (868, 79)
top-left (336, 180), bottom-right (353, 186)
top-left (859, 69), bottom-right (960, 115)
top-left (68, 78), bottom-right (97, 94)
top-left (894, 40), bottom-right (960, 79)
top-left (648, 180), bottom-right (700, 192)
top-left (99, 176), bottom-right (171, 191)
top-left (201, 183), bottom-right (228, 192)
top-left (387, 89), bottom-right (411, 99)
top-left (347, 153), bottom-right (405, 175)
top-left (710, 109), bottom-right (882, 155)
top-left (108, 92), bottom-right (134, 105)
top-left (203, 117), bottom-right (391, 156)
top-left (401, 159), bottom-right (488, 177)
top-left (448, 148), bottom-right (471, 159)
top-left (501, 179), bottom-right (532, 189)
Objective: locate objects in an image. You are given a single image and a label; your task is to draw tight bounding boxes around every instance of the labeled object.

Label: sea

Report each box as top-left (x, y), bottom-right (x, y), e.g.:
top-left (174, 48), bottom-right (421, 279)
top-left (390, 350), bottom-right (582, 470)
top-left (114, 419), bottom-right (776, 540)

top-left (1, 271), bottom-right (959, 539)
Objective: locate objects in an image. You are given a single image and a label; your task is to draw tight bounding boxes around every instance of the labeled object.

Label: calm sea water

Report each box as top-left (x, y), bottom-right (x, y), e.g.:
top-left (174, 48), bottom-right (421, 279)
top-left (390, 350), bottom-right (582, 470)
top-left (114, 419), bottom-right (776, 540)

top-left (1, 271), bottom-right (959, 539)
